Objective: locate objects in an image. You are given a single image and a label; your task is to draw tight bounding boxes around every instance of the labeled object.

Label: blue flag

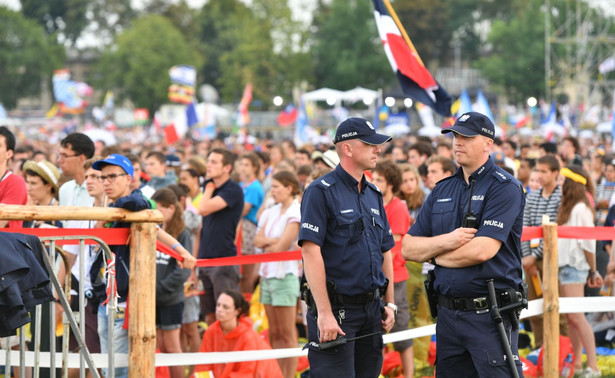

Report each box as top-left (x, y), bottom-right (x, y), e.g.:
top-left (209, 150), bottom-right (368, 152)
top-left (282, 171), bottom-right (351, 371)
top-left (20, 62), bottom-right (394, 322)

top-left (186, 102), bottom-right (198, 128)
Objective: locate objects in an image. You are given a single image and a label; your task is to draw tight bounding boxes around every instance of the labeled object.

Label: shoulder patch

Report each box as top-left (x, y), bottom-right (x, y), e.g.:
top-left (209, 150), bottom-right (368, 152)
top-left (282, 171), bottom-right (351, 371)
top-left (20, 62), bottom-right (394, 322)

top-left (316, 176), bottom-right (336, 190)
top-left (366, 181), bottom-right (383, 195)
top-left (492, 169), bottom-right (509, 182)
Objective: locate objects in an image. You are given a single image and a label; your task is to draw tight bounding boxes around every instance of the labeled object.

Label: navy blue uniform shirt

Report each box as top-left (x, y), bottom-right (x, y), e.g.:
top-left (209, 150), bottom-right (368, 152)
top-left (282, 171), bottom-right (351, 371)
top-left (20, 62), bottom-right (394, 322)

top-left (299, 164), bottom-right (395, 296)
top-left (408, 158), bottom-right (525, 297)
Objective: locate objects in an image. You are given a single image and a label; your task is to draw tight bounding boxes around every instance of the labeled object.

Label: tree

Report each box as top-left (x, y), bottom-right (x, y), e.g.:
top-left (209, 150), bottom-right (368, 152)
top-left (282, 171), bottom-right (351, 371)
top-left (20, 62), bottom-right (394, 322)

top-left (0, 7), bottom-right (63, 109)
top-left (311, 0), bottom-right (390, 90)
top-left (21, 0), bottom-right (90, 45)
top-left (196, 0), bottom-right (290, 103)
top-left (97, 14), bottom-right (202, 114)
top-left (476, 0), bottom-right (545, 103)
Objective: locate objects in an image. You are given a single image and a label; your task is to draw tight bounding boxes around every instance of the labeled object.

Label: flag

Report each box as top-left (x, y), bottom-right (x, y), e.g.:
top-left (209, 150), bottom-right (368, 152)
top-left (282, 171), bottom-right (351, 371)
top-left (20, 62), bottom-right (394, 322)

top-left (236, 83), bottom-right (253, 128)
top-left (611, 90), bottom-right (615, 150)
top-left (457, 90), bottom-right (473, 116)
top-left (153, 111), bottom-right (162, 134)
top-left (475, 90), bottom-right (494, 122)
top-left (46, 104), bottom-right (59, 118)
top-left (294, 97), bottom-right (309, 147)
top-left (415, 102), bottom-right (436, 128)
top-left (164, 123), bottom-right (179, 145)
top-left (134, 108), bottom-right (150, 125)
top-left (515, 116), bottom-right (531, 129)
top-left (0, 103), bottom-right (6, 120)
top-left (372, 0), bottom-right (452, 117)
top-left (599, 55), bottom-right (615, 75)
top-left (169, 65), bottom-right (197, 87)
top-left (277, 104), bottom-right (298, 126)
top-left (186, 102), bottom-right (199, 128)
top-left (103, 91), bottom-right (114, 114)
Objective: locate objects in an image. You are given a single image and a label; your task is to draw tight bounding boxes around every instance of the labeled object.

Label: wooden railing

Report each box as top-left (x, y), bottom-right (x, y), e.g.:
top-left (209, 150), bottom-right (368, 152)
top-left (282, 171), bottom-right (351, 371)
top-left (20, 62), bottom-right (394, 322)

top-left (0, 205), bottom-right (163, 378)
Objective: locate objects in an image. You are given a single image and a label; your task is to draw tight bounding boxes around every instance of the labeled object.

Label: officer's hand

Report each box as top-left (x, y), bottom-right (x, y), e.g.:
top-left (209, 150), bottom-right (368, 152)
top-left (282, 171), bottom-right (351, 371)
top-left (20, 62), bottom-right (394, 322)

top-left (522, 255), bottom-right (538, 276)
top-left (446, 227), bottom-right (477, 250)
top-left (317, 311), bottom-right (345, 343)
top-left (381, 306), bottom-right (395, 333)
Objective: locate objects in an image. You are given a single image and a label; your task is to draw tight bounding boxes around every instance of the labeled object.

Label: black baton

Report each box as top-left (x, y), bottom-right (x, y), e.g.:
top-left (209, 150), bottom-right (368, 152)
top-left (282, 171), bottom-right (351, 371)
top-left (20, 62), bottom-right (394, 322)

top-left (487, 279), bottom-right (519, 378)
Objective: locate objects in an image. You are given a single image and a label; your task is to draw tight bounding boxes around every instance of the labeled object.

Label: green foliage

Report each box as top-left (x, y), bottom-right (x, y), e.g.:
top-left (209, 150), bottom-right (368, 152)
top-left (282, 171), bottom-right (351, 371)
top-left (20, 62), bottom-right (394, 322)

top-left (97, 14), bottom-right (202, 114)
top-left (0, 7), bottom-right (63, 109)
top-left (311, 0), bottom-right (390, 90)
top-left (21, 0), bottom-right (90, 45)
top-left (476, 0), bottom-right (546, 102)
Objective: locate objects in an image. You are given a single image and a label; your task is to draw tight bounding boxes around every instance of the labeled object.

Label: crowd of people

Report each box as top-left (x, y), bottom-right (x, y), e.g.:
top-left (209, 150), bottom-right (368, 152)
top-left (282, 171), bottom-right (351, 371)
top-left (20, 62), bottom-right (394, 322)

top-left (0, 115), bottom-right (614, 377)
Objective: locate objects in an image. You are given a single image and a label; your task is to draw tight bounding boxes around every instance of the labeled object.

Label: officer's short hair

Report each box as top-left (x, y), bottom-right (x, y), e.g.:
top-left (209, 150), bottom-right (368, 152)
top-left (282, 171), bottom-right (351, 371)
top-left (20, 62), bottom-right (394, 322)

top-left (537, 154), bottom-right (560, 172)
top-left (373, 159), bottom-right (402, 194)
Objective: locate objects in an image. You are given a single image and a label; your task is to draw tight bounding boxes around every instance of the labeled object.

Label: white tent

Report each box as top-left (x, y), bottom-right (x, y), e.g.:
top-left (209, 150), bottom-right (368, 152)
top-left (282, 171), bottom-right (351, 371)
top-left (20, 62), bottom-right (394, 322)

top-left (302, 88), bottom-right (345, 102)
top-left (340, 87), bottom-right (378, 103)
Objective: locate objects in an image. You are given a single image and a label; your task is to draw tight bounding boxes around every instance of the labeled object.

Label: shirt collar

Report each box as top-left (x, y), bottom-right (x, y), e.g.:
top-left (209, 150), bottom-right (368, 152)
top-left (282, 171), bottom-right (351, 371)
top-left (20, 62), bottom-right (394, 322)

top-left (454, 157), bottom-right (495, 184)
top-left (334, 164), bottom-right (366, 192)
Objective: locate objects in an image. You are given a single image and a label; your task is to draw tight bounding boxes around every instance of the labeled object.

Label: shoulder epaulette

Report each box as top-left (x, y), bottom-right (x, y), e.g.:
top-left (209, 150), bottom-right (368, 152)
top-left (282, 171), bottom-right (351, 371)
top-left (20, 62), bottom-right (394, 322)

top-left (492, 169), bottom-right (510, 183)
top-left (366, 181), bottom-right (382, 195)
top-left (315, 176), bottom-right (336, 190)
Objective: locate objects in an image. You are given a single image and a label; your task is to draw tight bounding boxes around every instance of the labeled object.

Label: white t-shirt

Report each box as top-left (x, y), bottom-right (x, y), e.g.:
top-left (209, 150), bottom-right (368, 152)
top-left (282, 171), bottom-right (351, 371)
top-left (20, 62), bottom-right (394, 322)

top-left (557, 202), bottom-right (595, 271)
top-left (257, 199), bottom-right (301, 279)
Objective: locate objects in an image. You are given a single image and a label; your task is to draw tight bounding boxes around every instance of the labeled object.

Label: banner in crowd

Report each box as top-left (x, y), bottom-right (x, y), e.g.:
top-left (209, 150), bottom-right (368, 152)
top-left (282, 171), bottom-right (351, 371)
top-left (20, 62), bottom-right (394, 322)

top-left (168, 65), bottom-right (197, 104)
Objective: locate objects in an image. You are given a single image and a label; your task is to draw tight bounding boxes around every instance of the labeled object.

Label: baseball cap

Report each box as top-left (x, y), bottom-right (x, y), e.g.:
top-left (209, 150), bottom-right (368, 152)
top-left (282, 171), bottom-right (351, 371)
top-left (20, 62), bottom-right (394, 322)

top-left (334, 117), bottom-right (392, 145)
top-left (492, 151), bottom-right (506, 164)
top-left (92, 154), bottom-right (135, 178)
top-left (165, 154), bottom-right (182, 167)
top-left (442, 112), bottom-right (495, 140)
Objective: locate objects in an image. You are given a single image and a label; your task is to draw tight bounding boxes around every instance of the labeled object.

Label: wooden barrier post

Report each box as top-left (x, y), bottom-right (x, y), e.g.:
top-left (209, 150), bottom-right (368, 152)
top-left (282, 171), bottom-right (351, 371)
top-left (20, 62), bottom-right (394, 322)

top-left (0, 205), bottom-right (163, 377)
top-left (128, 222), bottom-right (157, 378)
top-left (542, 214), bottom-right (559, 377)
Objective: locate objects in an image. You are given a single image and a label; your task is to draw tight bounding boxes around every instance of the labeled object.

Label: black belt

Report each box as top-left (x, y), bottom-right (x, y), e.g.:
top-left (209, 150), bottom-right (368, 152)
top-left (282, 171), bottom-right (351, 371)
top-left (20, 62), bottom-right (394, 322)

top-left (334, 288), bottom-right (381, 305)
top-left (438, 291), bottom-right (522, 312)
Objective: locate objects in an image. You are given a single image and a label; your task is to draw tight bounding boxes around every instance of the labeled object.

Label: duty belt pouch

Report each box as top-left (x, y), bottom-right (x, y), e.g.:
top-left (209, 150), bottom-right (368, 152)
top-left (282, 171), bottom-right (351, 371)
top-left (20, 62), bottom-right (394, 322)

top-left (300, 275), bottom-right (317, 316)
top-left (424, 269), bottom-right (438, 318)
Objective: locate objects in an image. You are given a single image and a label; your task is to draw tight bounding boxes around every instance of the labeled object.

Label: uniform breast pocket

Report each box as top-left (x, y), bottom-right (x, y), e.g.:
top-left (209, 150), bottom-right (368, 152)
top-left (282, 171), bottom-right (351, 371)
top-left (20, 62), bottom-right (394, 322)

top-left (432, 201), bottom-right (456, 233)
top-left (330, 213), bottom-right (364, 246)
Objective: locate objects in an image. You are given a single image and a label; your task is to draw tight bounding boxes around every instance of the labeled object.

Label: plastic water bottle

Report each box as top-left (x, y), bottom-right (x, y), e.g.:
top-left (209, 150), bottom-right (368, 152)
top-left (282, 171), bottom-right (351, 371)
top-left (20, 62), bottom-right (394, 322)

top-left (561, 353), bottom-right (574, 378)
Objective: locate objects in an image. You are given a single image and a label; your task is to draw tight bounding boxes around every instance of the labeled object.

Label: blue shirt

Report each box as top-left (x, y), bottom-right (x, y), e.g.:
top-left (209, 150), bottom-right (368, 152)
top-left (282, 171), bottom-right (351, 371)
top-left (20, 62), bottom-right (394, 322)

top-left (408, 158), bottom-right (525, 297)
top-left (198, 178), bottom-right (244, 259)
top-left (241, 180), bottom-right (264, 225)
top-left (298, 165), bottom-right (395, 296)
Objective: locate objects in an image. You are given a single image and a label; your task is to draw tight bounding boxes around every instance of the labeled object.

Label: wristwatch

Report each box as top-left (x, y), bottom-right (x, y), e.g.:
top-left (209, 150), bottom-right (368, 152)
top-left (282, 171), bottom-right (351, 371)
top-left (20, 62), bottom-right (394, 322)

top-left (386, 302), bottom-right (398, 315)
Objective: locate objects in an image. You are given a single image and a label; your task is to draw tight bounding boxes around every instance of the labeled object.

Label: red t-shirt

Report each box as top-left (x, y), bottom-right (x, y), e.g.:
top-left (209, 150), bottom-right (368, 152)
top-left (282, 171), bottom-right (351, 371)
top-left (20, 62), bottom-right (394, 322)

top-left (384, 196), bottom-right (411, 283)
top-left (0, 171), bottom-right (27, 228)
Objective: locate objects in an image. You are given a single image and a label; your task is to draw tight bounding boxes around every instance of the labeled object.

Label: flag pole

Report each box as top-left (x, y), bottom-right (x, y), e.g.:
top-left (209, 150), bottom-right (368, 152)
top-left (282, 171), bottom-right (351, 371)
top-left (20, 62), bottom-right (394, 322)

top-left (382, 0), bottom-right (425, 67)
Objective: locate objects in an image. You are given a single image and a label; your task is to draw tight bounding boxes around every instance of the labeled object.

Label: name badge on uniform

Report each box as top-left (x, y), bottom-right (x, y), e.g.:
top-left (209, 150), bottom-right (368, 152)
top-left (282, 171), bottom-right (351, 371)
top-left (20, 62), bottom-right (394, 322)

top-left (340, 209), bottom-right (354, 214)
top-left (436, 198), bottom-right (452, 203)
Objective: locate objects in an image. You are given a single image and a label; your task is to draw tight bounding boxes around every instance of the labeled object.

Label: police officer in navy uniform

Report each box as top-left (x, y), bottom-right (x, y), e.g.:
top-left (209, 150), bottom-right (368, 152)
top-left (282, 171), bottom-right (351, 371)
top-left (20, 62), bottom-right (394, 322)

top-left (402, 112), bottom-right (525, 377)
top-left (299, 117), bottom-right (396, 377)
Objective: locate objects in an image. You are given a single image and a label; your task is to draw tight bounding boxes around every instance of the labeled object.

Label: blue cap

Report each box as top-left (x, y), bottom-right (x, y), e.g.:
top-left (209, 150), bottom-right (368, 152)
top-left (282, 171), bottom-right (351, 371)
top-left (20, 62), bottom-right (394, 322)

top-left (334, 117), bottom-right (392, 145)
top-left (92, 154), bottom-right (134, 178)
top-left (442, 111), bottom-right (495, 140)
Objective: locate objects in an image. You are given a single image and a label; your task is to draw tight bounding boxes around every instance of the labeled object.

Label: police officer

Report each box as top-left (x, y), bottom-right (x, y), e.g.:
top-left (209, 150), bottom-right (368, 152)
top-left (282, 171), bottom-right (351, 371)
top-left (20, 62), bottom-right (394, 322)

top-left (402, 112), bottom-right (525, 377)
top-left (299, 117), bottom-right (396, 377)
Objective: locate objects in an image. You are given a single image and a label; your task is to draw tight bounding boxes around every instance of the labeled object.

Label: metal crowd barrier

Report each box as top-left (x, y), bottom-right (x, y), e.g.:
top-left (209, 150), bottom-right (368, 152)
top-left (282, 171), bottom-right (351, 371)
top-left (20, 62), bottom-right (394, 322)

top-left (2, 235), bottom-right (117, 378)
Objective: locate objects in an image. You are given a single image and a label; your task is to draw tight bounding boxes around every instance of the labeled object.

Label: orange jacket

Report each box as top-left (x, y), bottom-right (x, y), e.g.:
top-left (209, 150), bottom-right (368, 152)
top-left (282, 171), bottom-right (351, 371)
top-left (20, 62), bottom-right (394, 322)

top-left (195, 317), bottom-right (282, 378)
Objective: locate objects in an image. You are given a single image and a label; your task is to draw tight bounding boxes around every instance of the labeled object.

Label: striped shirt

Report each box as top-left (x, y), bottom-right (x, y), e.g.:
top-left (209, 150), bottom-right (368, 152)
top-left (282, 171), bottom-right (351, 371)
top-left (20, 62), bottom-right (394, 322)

top-left (522, 186), bottom-right (561, 259)
top-left (594, 183), bottom-right (615, 226)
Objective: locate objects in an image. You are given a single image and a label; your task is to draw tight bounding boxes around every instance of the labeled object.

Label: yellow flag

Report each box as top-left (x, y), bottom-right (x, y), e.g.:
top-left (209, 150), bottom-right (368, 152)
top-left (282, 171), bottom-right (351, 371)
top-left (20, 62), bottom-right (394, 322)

top-left (46, 103), bottom-right (58, 118)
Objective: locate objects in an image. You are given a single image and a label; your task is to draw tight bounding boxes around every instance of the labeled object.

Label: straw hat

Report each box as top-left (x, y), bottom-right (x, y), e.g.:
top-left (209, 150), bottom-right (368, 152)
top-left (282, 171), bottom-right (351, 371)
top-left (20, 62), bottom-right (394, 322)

top-left (22, 160), bottom-right (60, 193)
